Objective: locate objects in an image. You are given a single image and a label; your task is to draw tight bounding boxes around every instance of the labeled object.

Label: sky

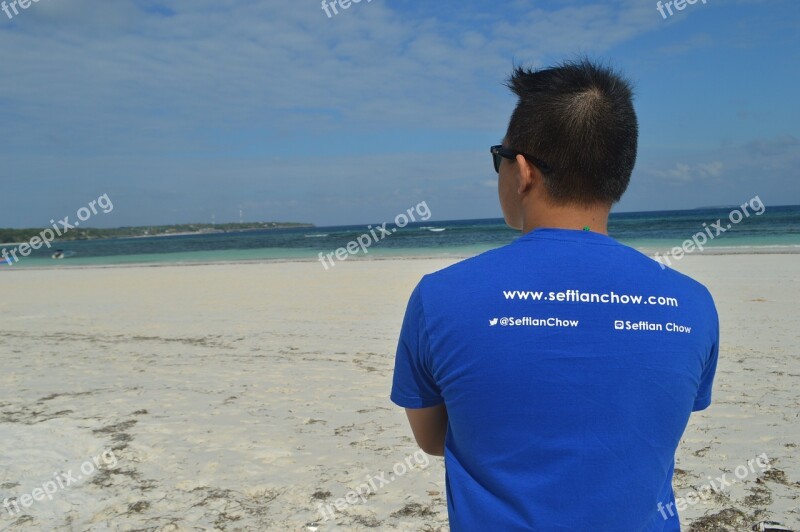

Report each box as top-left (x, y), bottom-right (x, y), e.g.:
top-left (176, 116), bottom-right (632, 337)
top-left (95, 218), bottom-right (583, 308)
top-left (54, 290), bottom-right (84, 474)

top-left (0, 0), bottom-right (798, 228)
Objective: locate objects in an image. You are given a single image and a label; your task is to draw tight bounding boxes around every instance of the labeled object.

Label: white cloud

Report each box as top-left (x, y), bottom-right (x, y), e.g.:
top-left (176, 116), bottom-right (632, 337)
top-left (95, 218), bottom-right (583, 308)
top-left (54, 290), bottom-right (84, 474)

top-left (649, 161), bottom-right (724, 182)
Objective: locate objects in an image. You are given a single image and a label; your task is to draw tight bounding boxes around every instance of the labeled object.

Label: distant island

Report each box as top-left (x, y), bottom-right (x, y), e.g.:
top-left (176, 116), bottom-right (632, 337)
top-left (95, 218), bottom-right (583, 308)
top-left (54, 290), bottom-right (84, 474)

top-left (0, 222), bottom-right (314, 244)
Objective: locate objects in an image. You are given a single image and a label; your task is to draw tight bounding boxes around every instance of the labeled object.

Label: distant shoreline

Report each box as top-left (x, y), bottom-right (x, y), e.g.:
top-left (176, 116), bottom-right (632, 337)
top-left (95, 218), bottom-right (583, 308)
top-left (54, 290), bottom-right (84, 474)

top-left (0, 222), bottom-right (315, 245)
top-left (2, 245), bottom-right (799, 272)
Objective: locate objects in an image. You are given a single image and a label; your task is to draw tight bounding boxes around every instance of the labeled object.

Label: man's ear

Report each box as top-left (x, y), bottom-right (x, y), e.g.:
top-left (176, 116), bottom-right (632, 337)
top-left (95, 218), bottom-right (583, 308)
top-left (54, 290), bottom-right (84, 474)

top-left (515, 154), bottom-right (537, 195)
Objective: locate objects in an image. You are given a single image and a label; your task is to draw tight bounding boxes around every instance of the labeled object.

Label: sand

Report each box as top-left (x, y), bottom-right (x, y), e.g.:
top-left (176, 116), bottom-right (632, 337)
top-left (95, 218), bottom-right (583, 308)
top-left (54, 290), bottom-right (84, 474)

top-left (0, 254), bottom-right (798, 531)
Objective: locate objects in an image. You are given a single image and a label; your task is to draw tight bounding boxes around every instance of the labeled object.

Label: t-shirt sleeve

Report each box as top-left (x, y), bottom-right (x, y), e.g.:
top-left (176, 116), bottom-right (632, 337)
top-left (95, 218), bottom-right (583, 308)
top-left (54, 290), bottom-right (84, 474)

top-left (390, 282), bottom-right (444, 409)
top-left (693, 300), bottom-right (720, 412)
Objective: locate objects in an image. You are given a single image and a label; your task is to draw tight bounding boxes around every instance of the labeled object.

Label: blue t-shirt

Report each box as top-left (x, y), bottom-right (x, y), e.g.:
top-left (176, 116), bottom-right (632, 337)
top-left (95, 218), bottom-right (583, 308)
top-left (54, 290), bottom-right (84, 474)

top-left (391, 228), bottom-right (719, 531)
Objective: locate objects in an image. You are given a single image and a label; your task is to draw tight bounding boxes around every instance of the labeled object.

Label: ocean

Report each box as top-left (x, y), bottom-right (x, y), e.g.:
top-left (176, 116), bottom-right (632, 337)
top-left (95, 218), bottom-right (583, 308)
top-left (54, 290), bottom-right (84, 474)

top-left (2, 205), bottom-right (799, 269)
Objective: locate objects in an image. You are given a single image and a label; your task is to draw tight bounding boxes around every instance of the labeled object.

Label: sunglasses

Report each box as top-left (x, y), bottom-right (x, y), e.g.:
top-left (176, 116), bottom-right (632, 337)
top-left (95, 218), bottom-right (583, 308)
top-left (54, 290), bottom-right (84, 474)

top-left (490, 145), bottom-right (553, 174)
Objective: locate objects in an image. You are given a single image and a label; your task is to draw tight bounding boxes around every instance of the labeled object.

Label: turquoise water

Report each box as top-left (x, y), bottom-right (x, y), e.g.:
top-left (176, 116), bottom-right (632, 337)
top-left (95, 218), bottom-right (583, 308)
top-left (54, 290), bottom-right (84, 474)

top-left (2, 205), bottom-right (798, 269)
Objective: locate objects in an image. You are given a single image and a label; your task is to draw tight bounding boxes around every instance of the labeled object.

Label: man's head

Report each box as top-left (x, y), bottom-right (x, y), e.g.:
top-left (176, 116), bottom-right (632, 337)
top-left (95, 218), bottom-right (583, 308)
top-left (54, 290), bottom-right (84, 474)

top-left (497, 59), bottom-right (638, 230)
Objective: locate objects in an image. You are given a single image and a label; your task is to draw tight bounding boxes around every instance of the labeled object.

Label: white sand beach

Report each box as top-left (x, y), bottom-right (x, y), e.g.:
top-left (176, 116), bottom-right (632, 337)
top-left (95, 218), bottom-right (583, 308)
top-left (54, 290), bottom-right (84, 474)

top-left (1, 254), bottom-right (798, 531)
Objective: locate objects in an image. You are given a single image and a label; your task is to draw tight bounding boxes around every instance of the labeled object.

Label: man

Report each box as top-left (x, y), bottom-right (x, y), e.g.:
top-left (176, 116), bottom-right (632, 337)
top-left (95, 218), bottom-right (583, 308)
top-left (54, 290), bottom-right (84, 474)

top-left (390, 59), bottom-right (719, 531)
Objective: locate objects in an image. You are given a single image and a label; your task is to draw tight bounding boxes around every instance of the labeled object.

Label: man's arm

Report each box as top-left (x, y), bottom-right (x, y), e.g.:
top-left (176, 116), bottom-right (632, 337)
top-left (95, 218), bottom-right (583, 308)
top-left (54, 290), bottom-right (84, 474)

top-left (405, 404), bottom-right (448, 457)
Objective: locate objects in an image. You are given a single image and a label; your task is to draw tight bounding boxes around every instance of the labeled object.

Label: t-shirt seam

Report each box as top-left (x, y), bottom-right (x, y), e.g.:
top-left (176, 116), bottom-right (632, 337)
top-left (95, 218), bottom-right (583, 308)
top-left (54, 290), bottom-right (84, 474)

top-left (515, 234), bottom-right (623, 248)
top-left (417, 277), bottom-right (440, 398)
top-left (391, 391), bottom-right (442, 406)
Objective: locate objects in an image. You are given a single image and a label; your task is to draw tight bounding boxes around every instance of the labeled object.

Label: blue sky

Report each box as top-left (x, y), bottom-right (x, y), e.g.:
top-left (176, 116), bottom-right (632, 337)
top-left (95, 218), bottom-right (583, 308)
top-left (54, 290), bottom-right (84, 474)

top-left (1, 0), bottom-right (798, 227)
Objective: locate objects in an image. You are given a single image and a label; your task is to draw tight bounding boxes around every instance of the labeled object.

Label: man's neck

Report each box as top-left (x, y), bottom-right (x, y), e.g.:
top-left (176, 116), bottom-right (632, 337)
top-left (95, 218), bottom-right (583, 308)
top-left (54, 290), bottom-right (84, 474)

top-left (521, 202), bottom-right (611, 235)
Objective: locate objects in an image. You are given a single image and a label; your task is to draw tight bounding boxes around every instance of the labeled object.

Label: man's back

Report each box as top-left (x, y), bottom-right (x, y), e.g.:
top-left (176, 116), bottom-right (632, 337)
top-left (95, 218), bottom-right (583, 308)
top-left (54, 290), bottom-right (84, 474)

top-left (392, 228), bottom-right (719, 531)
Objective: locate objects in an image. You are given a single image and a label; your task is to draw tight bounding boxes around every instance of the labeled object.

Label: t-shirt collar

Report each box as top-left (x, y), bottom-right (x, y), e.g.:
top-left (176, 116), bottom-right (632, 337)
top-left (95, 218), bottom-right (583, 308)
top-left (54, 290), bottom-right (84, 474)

top-left (513, 227), bottom-right (618, 246)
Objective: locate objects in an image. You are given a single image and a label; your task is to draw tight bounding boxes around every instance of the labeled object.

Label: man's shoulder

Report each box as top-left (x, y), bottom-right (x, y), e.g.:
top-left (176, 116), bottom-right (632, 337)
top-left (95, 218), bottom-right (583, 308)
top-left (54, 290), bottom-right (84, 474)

top-left (621, 243), bottom-right (715, 303)
top-left (420, 245), bottom-right (512, 285)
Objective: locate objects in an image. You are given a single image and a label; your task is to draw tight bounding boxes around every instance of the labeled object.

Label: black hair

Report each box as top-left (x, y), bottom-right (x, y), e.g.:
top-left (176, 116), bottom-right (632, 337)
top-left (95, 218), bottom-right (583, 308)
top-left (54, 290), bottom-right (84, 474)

top-left (505, 58), bottom-right (638, 205)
